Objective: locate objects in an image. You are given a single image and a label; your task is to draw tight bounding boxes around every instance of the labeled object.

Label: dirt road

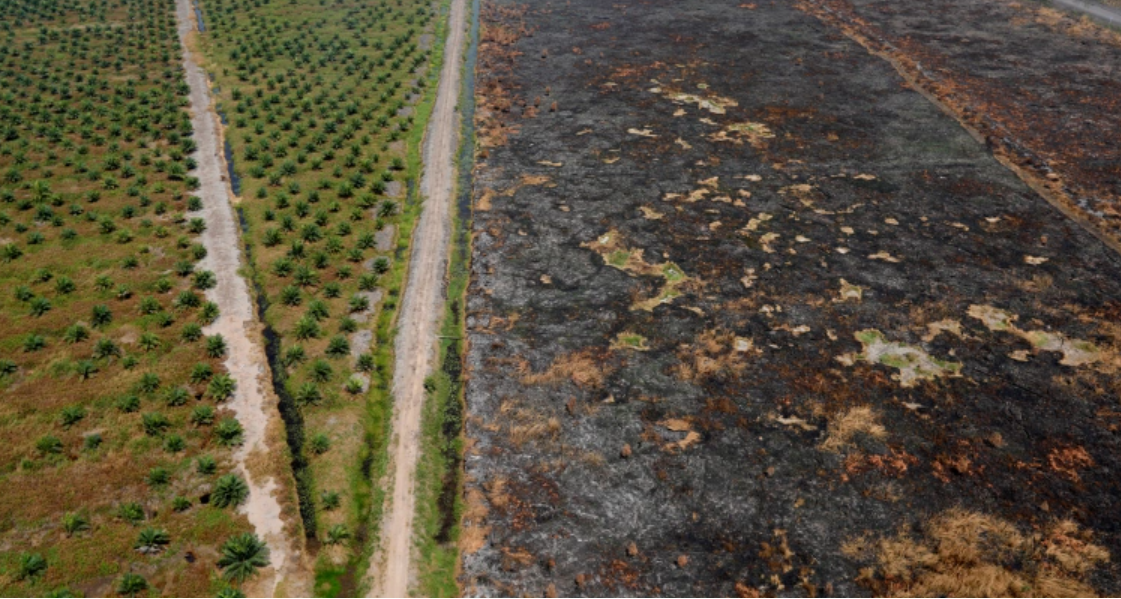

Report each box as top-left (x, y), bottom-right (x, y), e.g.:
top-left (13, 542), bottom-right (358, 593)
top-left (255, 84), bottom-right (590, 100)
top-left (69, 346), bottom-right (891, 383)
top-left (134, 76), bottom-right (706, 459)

top-left (366, 0), bottom-right (468, 595)
top-left (174, 0), bottom-right (301, 594)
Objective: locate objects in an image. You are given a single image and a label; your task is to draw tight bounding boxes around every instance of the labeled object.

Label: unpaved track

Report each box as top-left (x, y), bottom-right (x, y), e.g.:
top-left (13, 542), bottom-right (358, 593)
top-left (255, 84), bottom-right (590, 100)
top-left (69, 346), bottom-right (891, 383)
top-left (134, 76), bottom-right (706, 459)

top-left (174, 0), bottom-right (300, 594)
top-left (367, 0), bottom-right (468, 594)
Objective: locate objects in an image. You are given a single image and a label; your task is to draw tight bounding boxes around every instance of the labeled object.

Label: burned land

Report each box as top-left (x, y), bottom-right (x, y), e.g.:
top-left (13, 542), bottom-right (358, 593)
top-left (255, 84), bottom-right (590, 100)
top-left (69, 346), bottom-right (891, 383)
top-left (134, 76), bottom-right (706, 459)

top-left (461, 0), bottom-right (1121, 596)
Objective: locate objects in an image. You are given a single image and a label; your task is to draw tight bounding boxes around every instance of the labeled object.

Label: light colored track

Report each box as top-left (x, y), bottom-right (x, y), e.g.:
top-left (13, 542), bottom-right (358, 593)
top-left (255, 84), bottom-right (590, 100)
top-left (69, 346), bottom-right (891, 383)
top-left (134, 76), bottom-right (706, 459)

top-left (174, 0), bottom-right (299, 594)
top-left (367, 0), bottom-right (468, 594)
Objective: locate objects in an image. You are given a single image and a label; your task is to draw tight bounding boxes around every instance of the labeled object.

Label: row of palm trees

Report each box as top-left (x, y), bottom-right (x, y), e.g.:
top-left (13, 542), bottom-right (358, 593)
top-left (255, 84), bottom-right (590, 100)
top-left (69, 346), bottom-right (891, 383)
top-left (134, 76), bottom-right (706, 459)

top-left (200, 0), bottom-right (434, 555)
top-left (0, 0), bottom-right (271, 594)
top-left (16, 531), bottom-right (269, 596)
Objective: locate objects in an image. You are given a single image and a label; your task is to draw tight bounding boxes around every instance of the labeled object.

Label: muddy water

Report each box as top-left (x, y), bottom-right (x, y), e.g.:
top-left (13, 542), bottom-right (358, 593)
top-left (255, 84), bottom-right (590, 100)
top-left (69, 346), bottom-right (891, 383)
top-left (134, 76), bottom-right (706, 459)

top-left (217, 109), bottom-right (242, 195)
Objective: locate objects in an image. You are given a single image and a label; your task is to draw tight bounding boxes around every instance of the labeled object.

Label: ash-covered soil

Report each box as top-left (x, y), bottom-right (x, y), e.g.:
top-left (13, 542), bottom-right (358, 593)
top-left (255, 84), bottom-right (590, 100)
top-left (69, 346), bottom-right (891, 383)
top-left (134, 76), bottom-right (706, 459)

top-left (461, 0), bottom-right (1121, 596)
top-left (800, 0), bottom-right (1121, 244)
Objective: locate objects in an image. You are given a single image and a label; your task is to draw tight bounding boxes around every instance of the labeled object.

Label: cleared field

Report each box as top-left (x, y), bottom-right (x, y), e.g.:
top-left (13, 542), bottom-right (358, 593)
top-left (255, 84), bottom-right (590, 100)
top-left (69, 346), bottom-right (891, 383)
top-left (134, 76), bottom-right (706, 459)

top-left (461, 0), bottom-right (1121, 595)
top-left (0, 0), bottom-right (261, 595)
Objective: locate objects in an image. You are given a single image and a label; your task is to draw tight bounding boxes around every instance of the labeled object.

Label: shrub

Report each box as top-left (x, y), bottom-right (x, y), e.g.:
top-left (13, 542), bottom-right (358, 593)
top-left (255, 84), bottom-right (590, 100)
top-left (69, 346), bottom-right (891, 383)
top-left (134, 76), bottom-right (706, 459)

top-left (29, 296), bottom-right (51, 317)
top-left (280, 285), bottom-right (302, 306)
top-left (139, 296), bottom-right (161, 315)
top-left (138, 332), bottom-right (161, 352)
top-left (206, 334), bottom-right (228, 358)
top-left (320, 490), bottom-right (341, 510)
top-left (371, 256), bottom-right (390, 274)
top-left (215, 418), bottom-right (244, 446)
top-left (118, 502), bottom-right (145, 524)
top-left (93, 338), bottom-right (121, 359)
top-left (349, 294), bottom-right (370, 313)
top-left (23, 334), bottom-right (46, 352)
top-left (165, 387), bottom-right (190, 406)
top-left (116, 573), bottom-right (147, 596)
top-left (175, 290), bottom-right (202, 309)
top-left (294, 382), bottom-right (322, 406)
top-left (309, 433), bottom-right (331, 454)
top-left (83, 433), bottom-right (103, 451)
top-left (62, 512), bottom-right (89, 536)
top-left (17, 553), bottom-right (47, 581)
top-left (212, 474), bottom-right (249, 508)
top-left (324, 524), bottom-right (350, 545)
top-left (91, 304), bottom-right (112, 328)
top-left (208, 373), bottom-right (236, 401)
top-left (283, 345), bottom-right (306, 367)
top-left (197, 455), bottom-right (218, 475)
top-left (189, 362), bottom-right (214, 383)
top-left (134, 528), bottom-right (170, 554)
top-left (200, 301), bottom-right (220, 323)
top-left (36, 435), bottom-right (63, 455)
top-left (63, 324), bottom-right (89, 344)
top-left (136, 372), bottom-right (161, 393)
top-left (193, 270), bottom-right (217, 290)
top-left (147, 467), bottom-right (170, 486)
top-left (307, 300), bottom-right (329, 321)
top-left (310, 359), bottom-right (333, 382)
top-left (191, 405), bottom-right (215, 426)
top-left (55, 276), bottom-right (75, 294)
top-left (75, 360), bottom-right (99, 379)
top-left (0, 360), bottom-right (17, 377)
top-left (163, 435), bottom-right (186, 453)
top-left (172, 496), bottom-right (192, 512)
top-left (59, 405), bottom-right (86, 428)
top-left (326, 335), bottom-right (350, 357)
top-left (218, 533), bottom-right (270, 583)
top-left (294, 317), bottom-right (320, 340)
top-left (141, 412), bottom-right (170, 436)
top-left (116, 394), bottom-right (140, 413)
top-left (358, 273), bottom-right (378, 291)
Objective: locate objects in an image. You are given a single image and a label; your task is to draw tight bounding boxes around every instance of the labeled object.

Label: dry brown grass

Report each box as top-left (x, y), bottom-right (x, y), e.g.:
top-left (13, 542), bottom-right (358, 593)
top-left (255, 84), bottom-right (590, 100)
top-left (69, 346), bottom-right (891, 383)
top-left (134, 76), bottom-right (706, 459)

top-left (819, 406), bottom-right (887, 452)
top-left (484, 475), bottom-right (510, 511)
top-left (848, 508), bottom-right (1110, 597)
top-left (460, 480), bottom-right (492, 555)
top-left (1046, 446), bottom-right (1094, 482)
top-left (522, 349), bottom-right (612, 388)
top-left (672, 329), bottom-right (749, 382)
top-left (507, 417), bottom-right (561, 449)
top-left (497, 398), bottom-right (561, 449)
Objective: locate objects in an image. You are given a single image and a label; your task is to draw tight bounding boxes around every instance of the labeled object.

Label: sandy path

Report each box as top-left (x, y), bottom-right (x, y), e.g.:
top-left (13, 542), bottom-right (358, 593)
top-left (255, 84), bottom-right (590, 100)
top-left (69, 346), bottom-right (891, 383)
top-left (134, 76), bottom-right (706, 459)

top-left (367, 0), bottom-right (468, 594)
top-left (174, 0), bottom-right (300, 594)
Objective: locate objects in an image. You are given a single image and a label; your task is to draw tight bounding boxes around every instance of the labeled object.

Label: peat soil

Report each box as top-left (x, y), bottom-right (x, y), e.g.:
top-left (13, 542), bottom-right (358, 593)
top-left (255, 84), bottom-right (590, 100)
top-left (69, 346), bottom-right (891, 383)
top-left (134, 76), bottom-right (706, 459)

top-left (461, 0), bottom-right (1121, 596)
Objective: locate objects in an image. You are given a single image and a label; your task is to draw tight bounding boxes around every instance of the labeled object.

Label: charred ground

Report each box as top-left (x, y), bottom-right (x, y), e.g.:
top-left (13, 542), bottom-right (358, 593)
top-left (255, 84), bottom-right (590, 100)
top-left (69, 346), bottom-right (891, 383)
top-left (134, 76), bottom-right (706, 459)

top-left (461, 0), bottom-right (1121, 596)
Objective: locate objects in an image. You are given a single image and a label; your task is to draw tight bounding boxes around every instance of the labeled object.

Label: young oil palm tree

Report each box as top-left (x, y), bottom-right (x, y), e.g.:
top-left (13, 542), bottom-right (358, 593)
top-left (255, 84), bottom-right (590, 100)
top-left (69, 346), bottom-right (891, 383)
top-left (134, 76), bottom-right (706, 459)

top-left (217, 533), bottom-right (270, 583)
